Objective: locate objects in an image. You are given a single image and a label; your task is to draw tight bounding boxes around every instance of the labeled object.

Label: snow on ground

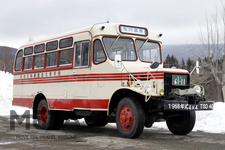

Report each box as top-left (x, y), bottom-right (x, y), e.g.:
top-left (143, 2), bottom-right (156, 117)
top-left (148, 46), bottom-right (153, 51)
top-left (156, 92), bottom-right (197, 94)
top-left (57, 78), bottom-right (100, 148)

top-left (0, 71), bottom-right (28, 116)
top-left (152, 103), bottom-right (225, 134)
top-left (0, 71), bottom-right (224, 134)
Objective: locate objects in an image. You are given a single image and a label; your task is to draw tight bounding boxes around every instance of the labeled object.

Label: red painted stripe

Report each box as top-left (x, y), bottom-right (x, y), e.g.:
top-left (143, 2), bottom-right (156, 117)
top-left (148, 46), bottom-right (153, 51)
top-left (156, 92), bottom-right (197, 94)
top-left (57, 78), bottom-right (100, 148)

top-left (13, 72), bottom-right (165, 85)
top-left (13, 71), bottom-right (188, 85)
top-left (13, 98), bottom-right (33, 108)
top-left (48, 98), bottom-right (109, 110)
top-left (13, 98), bottom-right (109, 110)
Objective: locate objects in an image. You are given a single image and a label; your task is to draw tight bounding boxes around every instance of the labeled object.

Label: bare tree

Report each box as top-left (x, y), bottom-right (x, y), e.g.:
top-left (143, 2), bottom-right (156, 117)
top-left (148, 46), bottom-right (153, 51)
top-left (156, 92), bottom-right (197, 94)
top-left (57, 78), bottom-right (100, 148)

top-left (197, 2), bottom-right (225, 102)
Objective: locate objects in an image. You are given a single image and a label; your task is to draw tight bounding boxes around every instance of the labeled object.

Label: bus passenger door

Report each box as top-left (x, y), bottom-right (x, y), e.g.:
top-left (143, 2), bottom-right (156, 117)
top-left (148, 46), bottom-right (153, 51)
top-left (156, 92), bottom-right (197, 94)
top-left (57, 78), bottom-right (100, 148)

top-left (72, 40), bottom-right (91, 102)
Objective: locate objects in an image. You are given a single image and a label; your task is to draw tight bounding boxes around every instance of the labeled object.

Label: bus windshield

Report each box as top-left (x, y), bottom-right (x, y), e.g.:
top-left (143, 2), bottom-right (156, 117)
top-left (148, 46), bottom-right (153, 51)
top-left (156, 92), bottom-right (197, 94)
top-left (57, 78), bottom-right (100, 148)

top-left (102, 37), bottom-right (161, 63)
top-left (135, 40), bottom-right (161, 63)
top-left (102, 37), bottom-right (136, 61)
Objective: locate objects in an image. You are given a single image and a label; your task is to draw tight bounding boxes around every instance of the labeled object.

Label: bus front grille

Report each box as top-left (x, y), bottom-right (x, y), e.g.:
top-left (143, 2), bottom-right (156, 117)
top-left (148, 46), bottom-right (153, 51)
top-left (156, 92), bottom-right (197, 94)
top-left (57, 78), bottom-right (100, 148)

top-left (164, 73), bottom-right (190, 96)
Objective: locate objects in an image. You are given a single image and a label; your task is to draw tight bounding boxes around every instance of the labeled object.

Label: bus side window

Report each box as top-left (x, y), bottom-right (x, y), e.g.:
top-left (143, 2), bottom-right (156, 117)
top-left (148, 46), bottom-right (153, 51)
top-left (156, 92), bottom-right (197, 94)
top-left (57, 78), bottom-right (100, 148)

top-left (24, 56), bottom-right (33, 70)
top-left (15, 50), bottom-right (23, 71)
top-left (74, 42), bottom-right (81, 67)
top-left (94, 40), bottom-right (106, 64)
top-left (34, 44), bottom-right (45, 53)
top-left (46, 41), bottom-right (58, 51)
top-left (46, 51), bottom-right (58, 68)
top-left (74, 41), bottom-right (90, 67)
top-left (59, 48), bottom-right (72, 66)
top-left (34, 54), bottom-right (44, 69)
top-left (82, 42), bottom-right (89, 66)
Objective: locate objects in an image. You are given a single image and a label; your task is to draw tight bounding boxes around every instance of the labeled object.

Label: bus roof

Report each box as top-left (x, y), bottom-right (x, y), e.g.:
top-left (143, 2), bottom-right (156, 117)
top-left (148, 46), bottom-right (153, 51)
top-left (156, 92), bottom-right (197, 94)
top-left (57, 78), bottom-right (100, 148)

top-left (19, 23), bottom-right (162, 49)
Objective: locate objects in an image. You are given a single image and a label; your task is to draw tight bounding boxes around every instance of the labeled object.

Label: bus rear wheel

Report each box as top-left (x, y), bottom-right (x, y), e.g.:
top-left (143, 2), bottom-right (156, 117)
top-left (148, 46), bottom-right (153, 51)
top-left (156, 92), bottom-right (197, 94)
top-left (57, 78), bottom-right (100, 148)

top-left (37, 99), bottom-right (56, 130)
top-left (166, 110), bottom-right (196, 135)
top-left (53, 112), bottom-right (64, 129)
top-left (84, 114), bottom-right (108, 127)
top-left (116, 97), bottom-right (145, 138)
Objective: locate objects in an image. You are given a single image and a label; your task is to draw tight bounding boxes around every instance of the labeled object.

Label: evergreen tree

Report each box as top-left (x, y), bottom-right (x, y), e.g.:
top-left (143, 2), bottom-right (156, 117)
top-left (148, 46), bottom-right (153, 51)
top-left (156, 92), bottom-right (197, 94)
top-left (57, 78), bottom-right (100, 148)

top-left (163, 54), bottom-right (171, 68)
top-left (181, 58), bottom-right (185, 69)
top-left (171, 54), bottom-right (179, 68)
top-left (163, 54), bottom-right (180, 68)
top-left (186, 57), bottom-right (193, 72)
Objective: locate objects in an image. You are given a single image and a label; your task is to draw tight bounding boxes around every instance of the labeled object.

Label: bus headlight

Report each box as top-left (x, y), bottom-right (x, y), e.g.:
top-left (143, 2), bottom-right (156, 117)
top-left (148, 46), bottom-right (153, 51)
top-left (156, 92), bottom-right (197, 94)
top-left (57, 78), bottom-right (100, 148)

top-left (194, 85), bottom-right (201, 94)
top-left (145, 84), bottom-right (152, 93)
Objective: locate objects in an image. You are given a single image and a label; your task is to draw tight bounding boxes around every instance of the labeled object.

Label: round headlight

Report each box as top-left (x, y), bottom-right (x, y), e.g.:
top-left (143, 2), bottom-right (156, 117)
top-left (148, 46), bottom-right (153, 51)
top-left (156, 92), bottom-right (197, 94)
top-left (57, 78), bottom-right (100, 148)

top-left (145, 84), bottom-right (152, 93)
top-left (194, 85), bottom-right (201, 93)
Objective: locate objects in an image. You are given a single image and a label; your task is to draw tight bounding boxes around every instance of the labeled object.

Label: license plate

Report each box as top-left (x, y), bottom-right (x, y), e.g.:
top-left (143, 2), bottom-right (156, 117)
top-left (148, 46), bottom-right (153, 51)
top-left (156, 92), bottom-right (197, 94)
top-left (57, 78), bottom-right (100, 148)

top-left (164, 101), bottom-right (214, 111)
top-left (172, 75), bottom-right (187, 86)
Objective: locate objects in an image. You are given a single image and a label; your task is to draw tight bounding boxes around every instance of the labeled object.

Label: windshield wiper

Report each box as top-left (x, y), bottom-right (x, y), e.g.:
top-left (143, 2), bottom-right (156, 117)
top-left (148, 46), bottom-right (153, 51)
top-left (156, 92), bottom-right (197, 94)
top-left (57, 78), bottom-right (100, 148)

top-left (108, 35), bottom-right (120, 50)
top-left (137, 38), bottom-right (149, 51)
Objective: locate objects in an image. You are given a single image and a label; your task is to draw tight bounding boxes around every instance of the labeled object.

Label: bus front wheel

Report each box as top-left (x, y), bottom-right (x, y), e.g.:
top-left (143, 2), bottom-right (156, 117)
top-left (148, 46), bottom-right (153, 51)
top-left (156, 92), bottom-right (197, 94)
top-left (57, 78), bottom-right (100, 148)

top-left (166, 110), bottom-right (196, 135)
top-left (116, 97), bottom-right (145, 138)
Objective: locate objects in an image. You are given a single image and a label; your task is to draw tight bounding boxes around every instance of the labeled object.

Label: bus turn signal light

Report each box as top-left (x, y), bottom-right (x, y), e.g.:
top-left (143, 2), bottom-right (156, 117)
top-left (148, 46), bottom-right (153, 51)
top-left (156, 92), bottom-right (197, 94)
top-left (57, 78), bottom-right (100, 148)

top-left (127, 81), bottom-right (133, 86)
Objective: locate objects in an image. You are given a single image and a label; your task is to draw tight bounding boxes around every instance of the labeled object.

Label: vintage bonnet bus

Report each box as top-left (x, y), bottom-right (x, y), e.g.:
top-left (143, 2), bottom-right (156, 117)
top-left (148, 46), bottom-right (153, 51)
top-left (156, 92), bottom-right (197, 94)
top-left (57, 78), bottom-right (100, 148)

top-left (13, 23), bottom-right (214, 138)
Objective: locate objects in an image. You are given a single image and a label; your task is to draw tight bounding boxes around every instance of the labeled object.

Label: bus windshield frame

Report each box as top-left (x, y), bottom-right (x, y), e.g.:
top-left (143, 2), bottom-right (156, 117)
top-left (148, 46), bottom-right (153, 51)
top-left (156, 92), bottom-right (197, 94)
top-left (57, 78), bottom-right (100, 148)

top-left (102, 37), bottom-right (162, 63)
top-left (102, 37), bottom-right (137, 61)
top-left (135, 39), bottom-right (161, 63)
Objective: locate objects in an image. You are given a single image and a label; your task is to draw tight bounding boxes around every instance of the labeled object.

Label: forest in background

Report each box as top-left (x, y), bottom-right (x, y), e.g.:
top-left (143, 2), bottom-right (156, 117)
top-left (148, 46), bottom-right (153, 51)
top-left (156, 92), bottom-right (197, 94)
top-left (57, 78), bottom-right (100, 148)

top-left (164, 54), bottom-right (223, 102)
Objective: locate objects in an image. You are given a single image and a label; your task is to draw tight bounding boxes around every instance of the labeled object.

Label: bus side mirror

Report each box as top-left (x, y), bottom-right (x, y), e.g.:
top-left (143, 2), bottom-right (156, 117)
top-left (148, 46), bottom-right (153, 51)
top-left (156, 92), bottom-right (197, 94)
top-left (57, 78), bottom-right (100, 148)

top-left (196, 61), bottom-right (199, 74)
top-left (190, 61), bottom-right (200, 75)
top-left (150, 62), bottom-right (159, 69)
top-left (114, 54), bottom-right (122, 69)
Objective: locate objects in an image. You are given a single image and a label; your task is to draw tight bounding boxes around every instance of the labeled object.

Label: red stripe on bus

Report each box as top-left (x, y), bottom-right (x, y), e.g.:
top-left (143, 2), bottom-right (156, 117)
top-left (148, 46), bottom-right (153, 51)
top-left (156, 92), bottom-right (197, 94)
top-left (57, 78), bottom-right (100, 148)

top-left (13, 98), bottom-right (109, 110)
top-left (48, 98), bottom-right (109, 110)
top-left (13, 71), bottom-right (188, 85)
top-left (13, 98), bottom-right (33, 108)
top-left (13, 72), bottom-right (165, 85)
top-left (13, 77), bottom-right (159, 84)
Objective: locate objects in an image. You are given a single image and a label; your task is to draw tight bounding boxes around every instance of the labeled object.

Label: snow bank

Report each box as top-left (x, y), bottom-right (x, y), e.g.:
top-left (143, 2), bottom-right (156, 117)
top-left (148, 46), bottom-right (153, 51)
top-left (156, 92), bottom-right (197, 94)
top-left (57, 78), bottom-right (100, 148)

top-left (0, 71), bottom-right (13, 116)
top-left (0, 71), bottom-right (13, 101)
top-left (0, 71), bottom-right (29, 117)
top-left (0, 71), bottom-right (224, 134)
top-left (194, 102), bottom-right (225, 133)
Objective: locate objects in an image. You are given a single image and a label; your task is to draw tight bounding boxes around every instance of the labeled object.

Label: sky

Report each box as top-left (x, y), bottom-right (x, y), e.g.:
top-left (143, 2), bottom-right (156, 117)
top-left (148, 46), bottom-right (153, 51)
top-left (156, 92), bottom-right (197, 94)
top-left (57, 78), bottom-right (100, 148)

top-left (0, 0), bottom-right (224, 48)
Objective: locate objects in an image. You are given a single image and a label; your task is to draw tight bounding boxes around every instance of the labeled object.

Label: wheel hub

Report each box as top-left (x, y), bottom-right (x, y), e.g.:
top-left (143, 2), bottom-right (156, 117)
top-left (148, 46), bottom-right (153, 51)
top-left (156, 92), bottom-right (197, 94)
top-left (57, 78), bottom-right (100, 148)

top-left (119, 105), bottom-right (133, 130)
top-left (39, 105), bottom-right (48, 124)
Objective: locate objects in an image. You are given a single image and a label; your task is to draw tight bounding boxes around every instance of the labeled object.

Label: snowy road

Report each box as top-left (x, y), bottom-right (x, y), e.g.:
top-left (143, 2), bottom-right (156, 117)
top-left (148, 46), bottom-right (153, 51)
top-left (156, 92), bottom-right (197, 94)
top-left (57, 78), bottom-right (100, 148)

top-left (0, 116), bottom-right (224, 150)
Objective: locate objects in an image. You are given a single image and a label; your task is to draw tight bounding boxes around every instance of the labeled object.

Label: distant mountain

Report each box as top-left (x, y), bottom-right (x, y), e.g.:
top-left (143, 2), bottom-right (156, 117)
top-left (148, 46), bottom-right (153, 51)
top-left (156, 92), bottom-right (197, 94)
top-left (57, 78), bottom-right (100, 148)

top-left (162, 44), bottom-right (202, 61)
top-left (0, 46), bottom-right (17, 60)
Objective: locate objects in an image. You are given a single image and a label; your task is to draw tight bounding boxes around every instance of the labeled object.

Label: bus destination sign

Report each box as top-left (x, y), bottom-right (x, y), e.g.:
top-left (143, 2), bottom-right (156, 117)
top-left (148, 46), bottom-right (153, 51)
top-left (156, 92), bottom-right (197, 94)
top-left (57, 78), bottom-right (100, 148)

top-left (119, 25), bottom-right (148, 36)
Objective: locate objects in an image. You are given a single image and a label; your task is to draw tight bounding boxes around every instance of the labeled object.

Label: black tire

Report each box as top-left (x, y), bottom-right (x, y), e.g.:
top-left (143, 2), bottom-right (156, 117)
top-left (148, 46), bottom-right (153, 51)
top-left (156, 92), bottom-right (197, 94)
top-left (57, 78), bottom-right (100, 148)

top-left (116, 97), bottom-right (145, 138)
top-left (85, 116), bottom-right (99, 127)
top-left (166, 110), bottom-right (196, 135)
top-left (84, 114), bottom-right (108, 127)
top-left (53, 112), bottom-right (64, 129)
top-left (97, 114), bottom-right (108, 126)
top-left (37, 99), bottom-right (55, 130)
